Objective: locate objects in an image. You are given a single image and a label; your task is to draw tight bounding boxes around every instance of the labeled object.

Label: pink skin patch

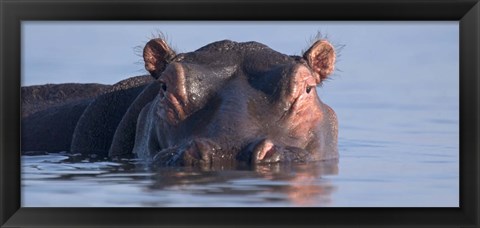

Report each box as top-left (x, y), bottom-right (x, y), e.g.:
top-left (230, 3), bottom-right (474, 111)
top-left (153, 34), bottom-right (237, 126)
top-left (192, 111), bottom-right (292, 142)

top-left (253, 139), bottom-right (276, 162)
top-left (280, 65), bottom-right (323, 147)
top-left (158, 63), bottom-right (190, 125)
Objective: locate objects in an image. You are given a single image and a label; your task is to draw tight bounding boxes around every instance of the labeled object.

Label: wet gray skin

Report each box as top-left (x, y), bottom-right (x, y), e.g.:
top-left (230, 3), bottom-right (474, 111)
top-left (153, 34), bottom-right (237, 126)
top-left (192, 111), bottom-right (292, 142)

top-left (133, 38), bottom-right (338, 167)
top-left (21, 38), bottom-right (338, 167)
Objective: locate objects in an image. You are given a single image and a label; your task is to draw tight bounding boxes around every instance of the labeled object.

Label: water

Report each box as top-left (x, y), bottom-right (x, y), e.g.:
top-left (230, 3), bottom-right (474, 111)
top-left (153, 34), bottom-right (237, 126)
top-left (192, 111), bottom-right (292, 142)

top-left (22, 154), bottom-right (339, 207)
top-left (21, 82), bottom-right (459, 207)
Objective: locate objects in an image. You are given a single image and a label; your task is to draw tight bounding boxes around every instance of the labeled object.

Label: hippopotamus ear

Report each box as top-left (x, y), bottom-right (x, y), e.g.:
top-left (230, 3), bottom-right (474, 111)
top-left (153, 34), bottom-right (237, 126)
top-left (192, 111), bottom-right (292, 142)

top-left (143, 38), bottom-right (176, 79)
top-left (303, 40), bottom-right (336, 84)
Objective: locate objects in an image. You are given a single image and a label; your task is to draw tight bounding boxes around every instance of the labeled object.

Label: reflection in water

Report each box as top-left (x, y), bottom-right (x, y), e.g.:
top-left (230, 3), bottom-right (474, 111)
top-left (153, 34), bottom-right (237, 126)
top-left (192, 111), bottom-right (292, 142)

top-left (145, 159), bottom-right (339, 207)
top-left (22, 153), bottom-right (339, 207)
top-left (263, 161), bottom-right (338, 206)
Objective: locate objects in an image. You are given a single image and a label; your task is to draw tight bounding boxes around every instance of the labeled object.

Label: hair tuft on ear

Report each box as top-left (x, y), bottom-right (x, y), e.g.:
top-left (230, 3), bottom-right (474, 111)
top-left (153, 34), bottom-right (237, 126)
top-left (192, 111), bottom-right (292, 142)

top-left (303, 39), bottom-right (336, 84)
top-left (143, 38), bottom-right (176, 79)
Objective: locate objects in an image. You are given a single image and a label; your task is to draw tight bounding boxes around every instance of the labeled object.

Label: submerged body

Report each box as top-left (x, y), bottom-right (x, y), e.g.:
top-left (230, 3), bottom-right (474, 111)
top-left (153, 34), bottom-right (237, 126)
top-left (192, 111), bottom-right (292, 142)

top-left (22, 38), bottom-right (338, 167)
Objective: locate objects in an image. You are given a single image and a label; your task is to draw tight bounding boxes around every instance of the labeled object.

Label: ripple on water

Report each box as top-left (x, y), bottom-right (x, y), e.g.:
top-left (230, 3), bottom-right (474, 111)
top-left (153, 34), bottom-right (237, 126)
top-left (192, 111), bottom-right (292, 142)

top-left (22, 154), bottom-right (69, 163)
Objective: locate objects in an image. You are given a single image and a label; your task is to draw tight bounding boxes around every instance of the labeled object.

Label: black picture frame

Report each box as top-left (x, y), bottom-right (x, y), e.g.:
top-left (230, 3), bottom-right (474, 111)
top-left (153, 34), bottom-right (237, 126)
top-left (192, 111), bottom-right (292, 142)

top-left (1, 0), bottom-right (479, 227)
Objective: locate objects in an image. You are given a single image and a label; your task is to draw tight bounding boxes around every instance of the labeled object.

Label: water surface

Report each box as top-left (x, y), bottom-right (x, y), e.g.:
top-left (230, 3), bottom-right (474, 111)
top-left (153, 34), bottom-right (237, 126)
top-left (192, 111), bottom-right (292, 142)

top-left (22, 82), bottom-right (459, 207)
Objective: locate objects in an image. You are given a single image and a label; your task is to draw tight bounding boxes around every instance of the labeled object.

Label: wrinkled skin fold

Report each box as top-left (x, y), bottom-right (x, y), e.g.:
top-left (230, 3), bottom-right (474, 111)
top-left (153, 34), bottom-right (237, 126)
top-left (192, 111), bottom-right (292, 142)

top-left (21, 38), bottom-right (338, 167)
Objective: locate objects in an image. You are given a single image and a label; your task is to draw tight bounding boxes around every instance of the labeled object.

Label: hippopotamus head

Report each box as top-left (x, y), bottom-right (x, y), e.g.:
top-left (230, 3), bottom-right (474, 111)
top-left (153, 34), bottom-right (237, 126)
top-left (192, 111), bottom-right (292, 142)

top-left (134, 38), bottom-right (338, 167)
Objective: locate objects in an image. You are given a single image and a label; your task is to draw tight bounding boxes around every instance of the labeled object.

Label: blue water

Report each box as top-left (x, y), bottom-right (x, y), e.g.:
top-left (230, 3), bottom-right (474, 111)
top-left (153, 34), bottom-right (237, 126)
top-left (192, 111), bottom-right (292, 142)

top-left (21, 80), bottom-right (459, 207)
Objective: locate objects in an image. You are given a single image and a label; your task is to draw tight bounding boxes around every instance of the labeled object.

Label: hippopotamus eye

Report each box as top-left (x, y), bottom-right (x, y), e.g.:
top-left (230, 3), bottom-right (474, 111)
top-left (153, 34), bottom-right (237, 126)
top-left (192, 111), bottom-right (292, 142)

top-left (306, 86), bottom-right (313, 94)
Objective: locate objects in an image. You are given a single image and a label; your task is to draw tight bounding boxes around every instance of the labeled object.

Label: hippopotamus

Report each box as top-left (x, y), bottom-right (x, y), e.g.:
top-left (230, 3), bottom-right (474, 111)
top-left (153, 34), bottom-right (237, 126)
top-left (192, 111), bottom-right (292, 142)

top-left (21, 38), bottom-right (338, 167)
